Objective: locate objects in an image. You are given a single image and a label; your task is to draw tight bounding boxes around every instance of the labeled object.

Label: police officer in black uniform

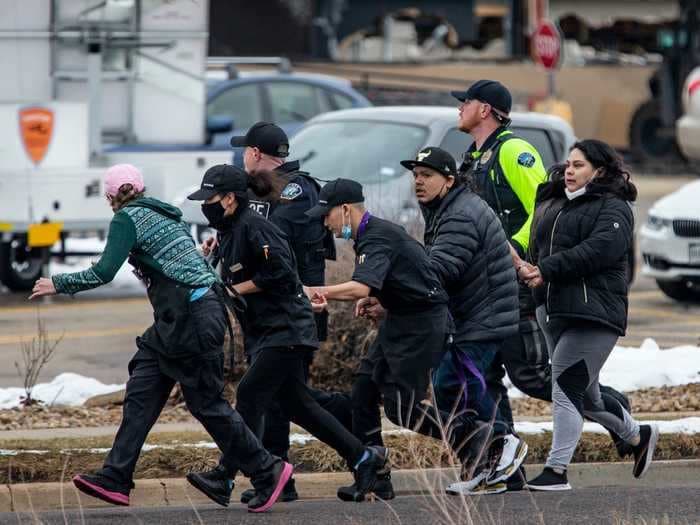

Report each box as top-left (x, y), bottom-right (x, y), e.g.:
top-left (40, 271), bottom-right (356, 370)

top-left (306, 179), bottom-right (494, 500)
top-left (186, 166), bottom-right (388, 506)
top-left (229, 122), bottom-right (346, 502)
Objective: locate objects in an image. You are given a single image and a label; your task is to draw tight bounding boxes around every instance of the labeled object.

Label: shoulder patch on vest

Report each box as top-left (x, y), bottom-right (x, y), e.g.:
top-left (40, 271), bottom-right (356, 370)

top-left (280, 182), bottom-right (303, 200)
top-left (517, 152), bottom-right (536, 168)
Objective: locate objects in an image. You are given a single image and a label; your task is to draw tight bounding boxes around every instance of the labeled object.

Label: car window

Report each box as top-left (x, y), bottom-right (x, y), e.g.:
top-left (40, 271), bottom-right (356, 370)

top-left (207, 84), bottom-right (262, 130)
top-left (439, 127), bottom-right (556, 170)
top-left (329, 91), bottom-right (355, 110)
top-left (291, 120), bottom-right (428, 185)
top-left (268, 82), bottom-right (321, 124)
top-left (315, 87), bottom-right (334, 114)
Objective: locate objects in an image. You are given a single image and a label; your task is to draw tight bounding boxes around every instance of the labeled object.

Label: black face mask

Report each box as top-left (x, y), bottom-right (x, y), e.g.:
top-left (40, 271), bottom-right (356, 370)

top-left (201, 201), bottom-right (227, 229)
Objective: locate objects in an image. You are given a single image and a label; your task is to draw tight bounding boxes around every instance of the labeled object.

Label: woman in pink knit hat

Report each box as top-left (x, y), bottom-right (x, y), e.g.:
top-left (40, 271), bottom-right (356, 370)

top-left (29, 164), bottom-right (292, 513)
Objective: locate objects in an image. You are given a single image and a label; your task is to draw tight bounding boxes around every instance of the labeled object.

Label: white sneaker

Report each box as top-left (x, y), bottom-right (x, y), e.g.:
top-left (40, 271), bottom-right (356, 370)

top-left (446, 469), bottom-right (488, 495)
top-left (486, 434), bottom-right (528, 485)
top-left (446, 471), bottom-right (507, 496)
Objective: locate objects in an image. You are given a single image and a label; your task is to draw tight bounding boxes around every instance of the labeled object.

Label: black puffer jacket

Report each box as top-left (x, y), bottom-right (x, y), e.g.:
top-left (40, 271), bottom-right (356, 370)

top-left (532, 179), bottom-right (635, 335)
top-left (422, 184), bottom-right (519, 342)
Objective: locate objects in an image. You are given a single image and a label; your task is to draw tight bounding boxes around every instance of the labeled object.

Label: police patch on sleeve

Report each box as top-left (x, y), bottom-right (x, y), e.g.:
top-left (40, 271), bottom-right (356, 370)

top-left (517, 152), bottom-right (536, 168)
top-left (280, 182), bottom-right (303, 200)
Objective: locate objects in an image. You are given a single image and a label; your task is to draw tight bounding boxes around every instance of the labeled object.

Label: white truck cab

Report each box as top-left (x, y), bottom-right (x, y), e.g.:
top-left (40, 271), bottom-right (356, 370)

top-left (0, 0), bottom-right (231, 290)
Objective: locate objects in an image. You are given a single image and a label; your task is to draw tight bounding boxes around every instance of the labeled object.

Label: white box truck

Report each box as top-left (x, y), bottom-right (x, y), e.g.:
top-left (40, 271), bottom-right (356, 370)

top-left (0, 0), bottom-right (232, 290)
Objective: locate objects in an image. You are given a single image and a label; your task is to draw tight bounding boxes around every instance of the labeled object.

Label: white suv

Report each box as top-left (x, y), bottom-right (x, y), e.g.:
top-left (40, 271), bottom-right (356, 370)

top-left (640, 179), bottom-right (700, 302)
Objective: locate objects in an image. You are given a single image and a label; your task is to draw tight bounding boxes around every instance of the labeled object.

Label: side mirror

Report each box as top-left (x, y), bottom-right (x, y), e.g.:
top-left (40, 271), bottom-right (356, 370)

top-left (206, 115), bottom-right (234, 134)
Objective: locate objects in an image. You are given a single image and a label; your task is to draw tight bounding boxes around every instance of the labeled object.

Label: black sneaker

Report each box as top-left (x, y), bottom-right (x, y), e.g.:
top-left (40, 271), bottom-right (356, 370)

top-left (338, 446), bottom-right (390, 502)
top-left (337, 473), bottom-right (395, 501)
top-left (186, 464), bottom-right (234, 507)
top-left (240, 477), bottom-right (299, 504)
top-left (73, 472), bottom-right (131, 506)
top-left (632, 424), bottom-right (659, 479)
top-left (527, 467), bottom-right (571, 491)
top-left (506, 466), bottom-right (527, 492)
top-left (248, 461), bottom-right (294, 513)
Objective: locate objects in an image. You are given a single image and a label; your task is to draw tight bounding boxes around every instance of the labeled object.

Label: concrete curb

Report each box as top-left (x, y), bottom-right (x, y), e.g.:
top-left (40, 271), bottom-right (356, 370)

top-left (1, 460), bottom-right (698, 512)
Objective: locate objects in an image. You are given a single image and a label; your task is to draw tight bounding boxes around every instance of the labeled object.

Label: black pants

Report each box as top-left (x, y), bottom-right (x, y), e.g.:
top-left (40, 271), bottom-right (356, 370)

top-left (102, 293), bottom-right (275, 487)
top-left (260, 352), bottom-right (353, 460)
top-left (236, 347), bottom-right (365, 467)
top-left (352, 371), bottom-right (485, 463)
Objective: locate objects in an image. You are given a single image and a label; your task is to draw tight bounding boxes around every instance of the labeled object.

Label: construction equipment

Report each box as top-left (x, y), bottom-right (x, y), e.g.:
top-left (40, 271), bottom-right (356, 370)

top-left (629, 0), bottom-right (700, 164)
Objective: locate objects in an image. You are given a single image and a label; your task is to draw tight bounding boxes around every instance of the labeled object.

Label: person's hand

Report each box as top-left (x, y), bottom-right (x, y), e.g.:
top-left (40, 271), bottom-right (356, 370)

top-left (355, 297), bottom-right (385, 321)
top-left (527, 275), bottom-right (545, 288)
top-left (516, 262), bottom-right (537, 282)
top-left (303, 285), bottom-right (318, 301)
top-left (310, 291), bottom-right (328, 313)
top-left (519, 265), bottom-right (545, 288)
top-left (354, 297), bottom-right (374, 317)
top-left (202, 235), bottom-right (218, 256)
top-left (29, 277), bottom-right (56, 300)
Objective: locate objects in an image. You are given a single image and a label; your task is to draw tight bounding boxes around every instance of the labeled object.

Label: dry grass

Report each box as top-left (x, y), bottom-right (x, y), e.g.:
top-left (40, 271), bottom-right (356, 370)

top-left (1, 431), bottom-right (698, 484)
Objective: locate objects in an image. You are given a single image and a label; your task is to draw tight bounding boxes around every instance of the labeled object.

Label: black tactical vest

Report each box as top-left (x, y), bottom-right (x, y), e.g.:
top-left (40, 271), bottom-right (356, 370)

top-left (459, 130), bottom-right (528, 249)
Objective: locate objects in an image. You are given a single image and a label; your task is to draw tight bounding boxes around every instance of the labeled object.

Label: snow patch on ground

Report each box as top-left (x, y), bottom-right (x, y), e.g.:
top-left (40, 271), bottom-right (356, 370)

top-left (506, 339), bottom-right (700, 399)
top-left (0, 373), bottom-right (124, 409)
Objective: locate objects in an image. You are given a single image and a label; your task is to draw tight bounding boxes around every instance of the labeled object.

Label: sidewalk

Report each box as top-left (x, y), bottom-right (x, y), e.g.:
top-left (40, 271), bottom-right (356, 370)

top-left (1, 460), bottom-right (699, 513)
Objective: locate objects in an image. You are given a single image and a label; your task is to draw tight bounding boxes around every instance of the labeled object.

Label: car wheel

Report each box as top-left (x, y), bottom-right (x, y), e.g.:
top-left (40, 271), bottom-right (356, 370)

top-left (629, 100), bottom-right (682, 165)
top-left (656, 279), bottom-right (700, 303)
top-left (0, 237), bottom-right (47, 292)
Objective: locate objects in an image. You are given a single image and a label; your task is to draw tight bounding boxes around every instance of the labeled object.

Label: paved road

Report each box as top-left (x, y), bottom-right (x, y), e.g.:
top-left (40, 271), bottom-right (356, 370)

top-left (0, 174), bottom-right (698, 387)
top-left (4, 485), bottom-right (700, 524)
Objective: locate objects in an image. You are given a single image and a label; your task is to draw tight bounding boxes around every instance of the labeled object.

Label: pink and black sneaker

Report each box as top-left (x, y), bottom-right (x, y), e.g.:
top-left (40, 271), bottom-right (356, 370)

top-left (247, 461), bottom-right (294, 513)
top-left (73, 473), bottom-right (131, 506)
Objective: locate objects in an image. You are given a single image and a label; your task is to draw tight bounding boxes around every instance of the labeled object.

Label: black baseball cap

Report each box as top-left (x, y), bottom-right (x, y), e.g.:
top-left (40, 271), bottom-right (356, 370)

top-left (230, 121), bottom-right (290, 158)
top-left (451, 79), bottom-right (512, 115)
top-left (305, 178), bottom-right (364, 218)
top-left (400, 147), bottom-right (457, 178)
top-left (187, 164), bottom-right (248, 201)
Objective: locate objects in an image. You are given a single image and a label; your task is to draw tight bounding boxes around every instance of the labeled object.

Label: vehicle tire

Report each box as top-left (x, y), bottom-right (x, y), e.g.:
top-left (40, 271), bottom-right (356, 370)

top-left (0, 237), bottom-right (47, 292)
top-left (629, 100), bottom-right (683, 166)
top-left (656, 279), bottom-right (700, 303)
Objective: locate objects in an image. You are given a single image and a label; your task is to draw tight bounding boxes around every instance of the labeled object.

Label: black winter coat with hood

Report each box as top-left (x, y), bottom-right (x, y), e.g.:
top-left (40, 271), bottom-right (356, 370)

top-left (421, 184), bottom-right (519, 343)
top-left (530, 178), bottom-right (636, 335)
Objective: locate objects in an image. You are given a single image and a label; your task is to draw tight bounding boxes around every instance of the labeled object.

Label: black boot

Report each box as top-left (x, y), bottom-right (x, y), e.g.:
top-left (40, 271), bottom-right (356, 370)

top-left (248, 460), bottom-right (294, 513)
top-left (241, 476), bottom-right (299, 504)
top-left (186, 464), bottom-right (234, 507)
top-left (337, 472), bottom-right (395, 501)
top-left (337, 446), bottom-right (389, 502)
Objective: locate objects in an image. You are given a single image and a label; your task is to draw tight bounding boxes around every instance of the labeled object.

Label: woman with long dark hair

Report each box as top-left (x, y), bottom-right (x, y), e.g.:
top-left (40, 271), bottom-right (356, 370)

top-left (520, 140), bottom-right (658, 490)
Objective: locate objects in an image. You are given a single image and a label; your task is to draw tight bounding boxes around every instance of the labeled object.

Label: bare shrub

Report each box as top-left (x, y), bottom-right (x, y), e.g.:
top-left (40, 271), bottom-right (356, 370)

top-left (14, 310), bottom-right (63, 407)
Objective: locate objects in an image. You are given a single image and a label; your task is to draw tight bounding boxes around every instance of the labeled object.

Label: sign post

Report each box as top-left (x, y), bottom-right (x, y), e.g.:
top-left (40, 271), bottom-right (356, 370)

top-left (532, 20), bottom-right (562, 97)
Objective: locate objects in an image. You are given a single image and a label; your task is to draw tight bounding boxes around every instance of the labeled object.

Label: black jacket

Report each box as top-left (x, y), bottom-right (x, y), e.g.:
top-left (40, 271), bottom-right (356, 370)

top-left (421, 184), bottom-right (519, 342)
top-left (532, 179), bottom-right (635, 335)
top-left (216, 205), bottom-right (318, 353)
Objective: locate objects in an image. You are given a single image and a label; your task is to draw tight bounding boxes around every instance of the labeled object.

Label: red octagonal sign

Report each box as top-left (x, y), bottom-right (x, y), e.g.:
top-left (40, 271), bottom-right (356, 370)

top-left (532, 20), bottom-right (561, 70)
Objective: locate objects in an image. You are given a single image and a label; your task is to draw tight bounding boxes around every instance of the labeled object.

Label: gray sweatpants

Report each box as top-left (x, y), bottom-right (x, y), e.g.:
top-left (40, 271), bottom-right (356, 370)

top-left (535, 306), bottom-right (640, 470)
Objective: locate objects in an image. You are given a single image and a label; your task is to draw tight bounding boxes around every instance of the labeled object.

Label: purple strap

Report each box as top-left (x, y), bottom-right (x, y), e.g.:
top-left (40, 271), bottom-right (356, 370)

top-left (357, 211), bottom-right (372, 239)
top-left (452, 349), bottom-right (486, 410)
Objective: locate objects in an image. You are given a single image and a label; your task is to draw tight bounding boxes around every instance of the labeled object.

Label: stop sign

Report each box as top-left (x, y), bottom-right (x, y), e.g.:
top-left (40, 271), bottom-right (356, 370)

top-left (532, 20), bottom-right (561, 70)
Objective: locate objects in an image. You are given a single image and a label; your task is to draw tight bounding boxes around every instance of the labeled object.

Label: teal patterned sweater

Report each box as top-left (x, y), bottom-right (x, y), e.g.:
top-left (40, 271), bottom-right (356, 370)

top-left (53, 198), bottom-right (217, 295)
